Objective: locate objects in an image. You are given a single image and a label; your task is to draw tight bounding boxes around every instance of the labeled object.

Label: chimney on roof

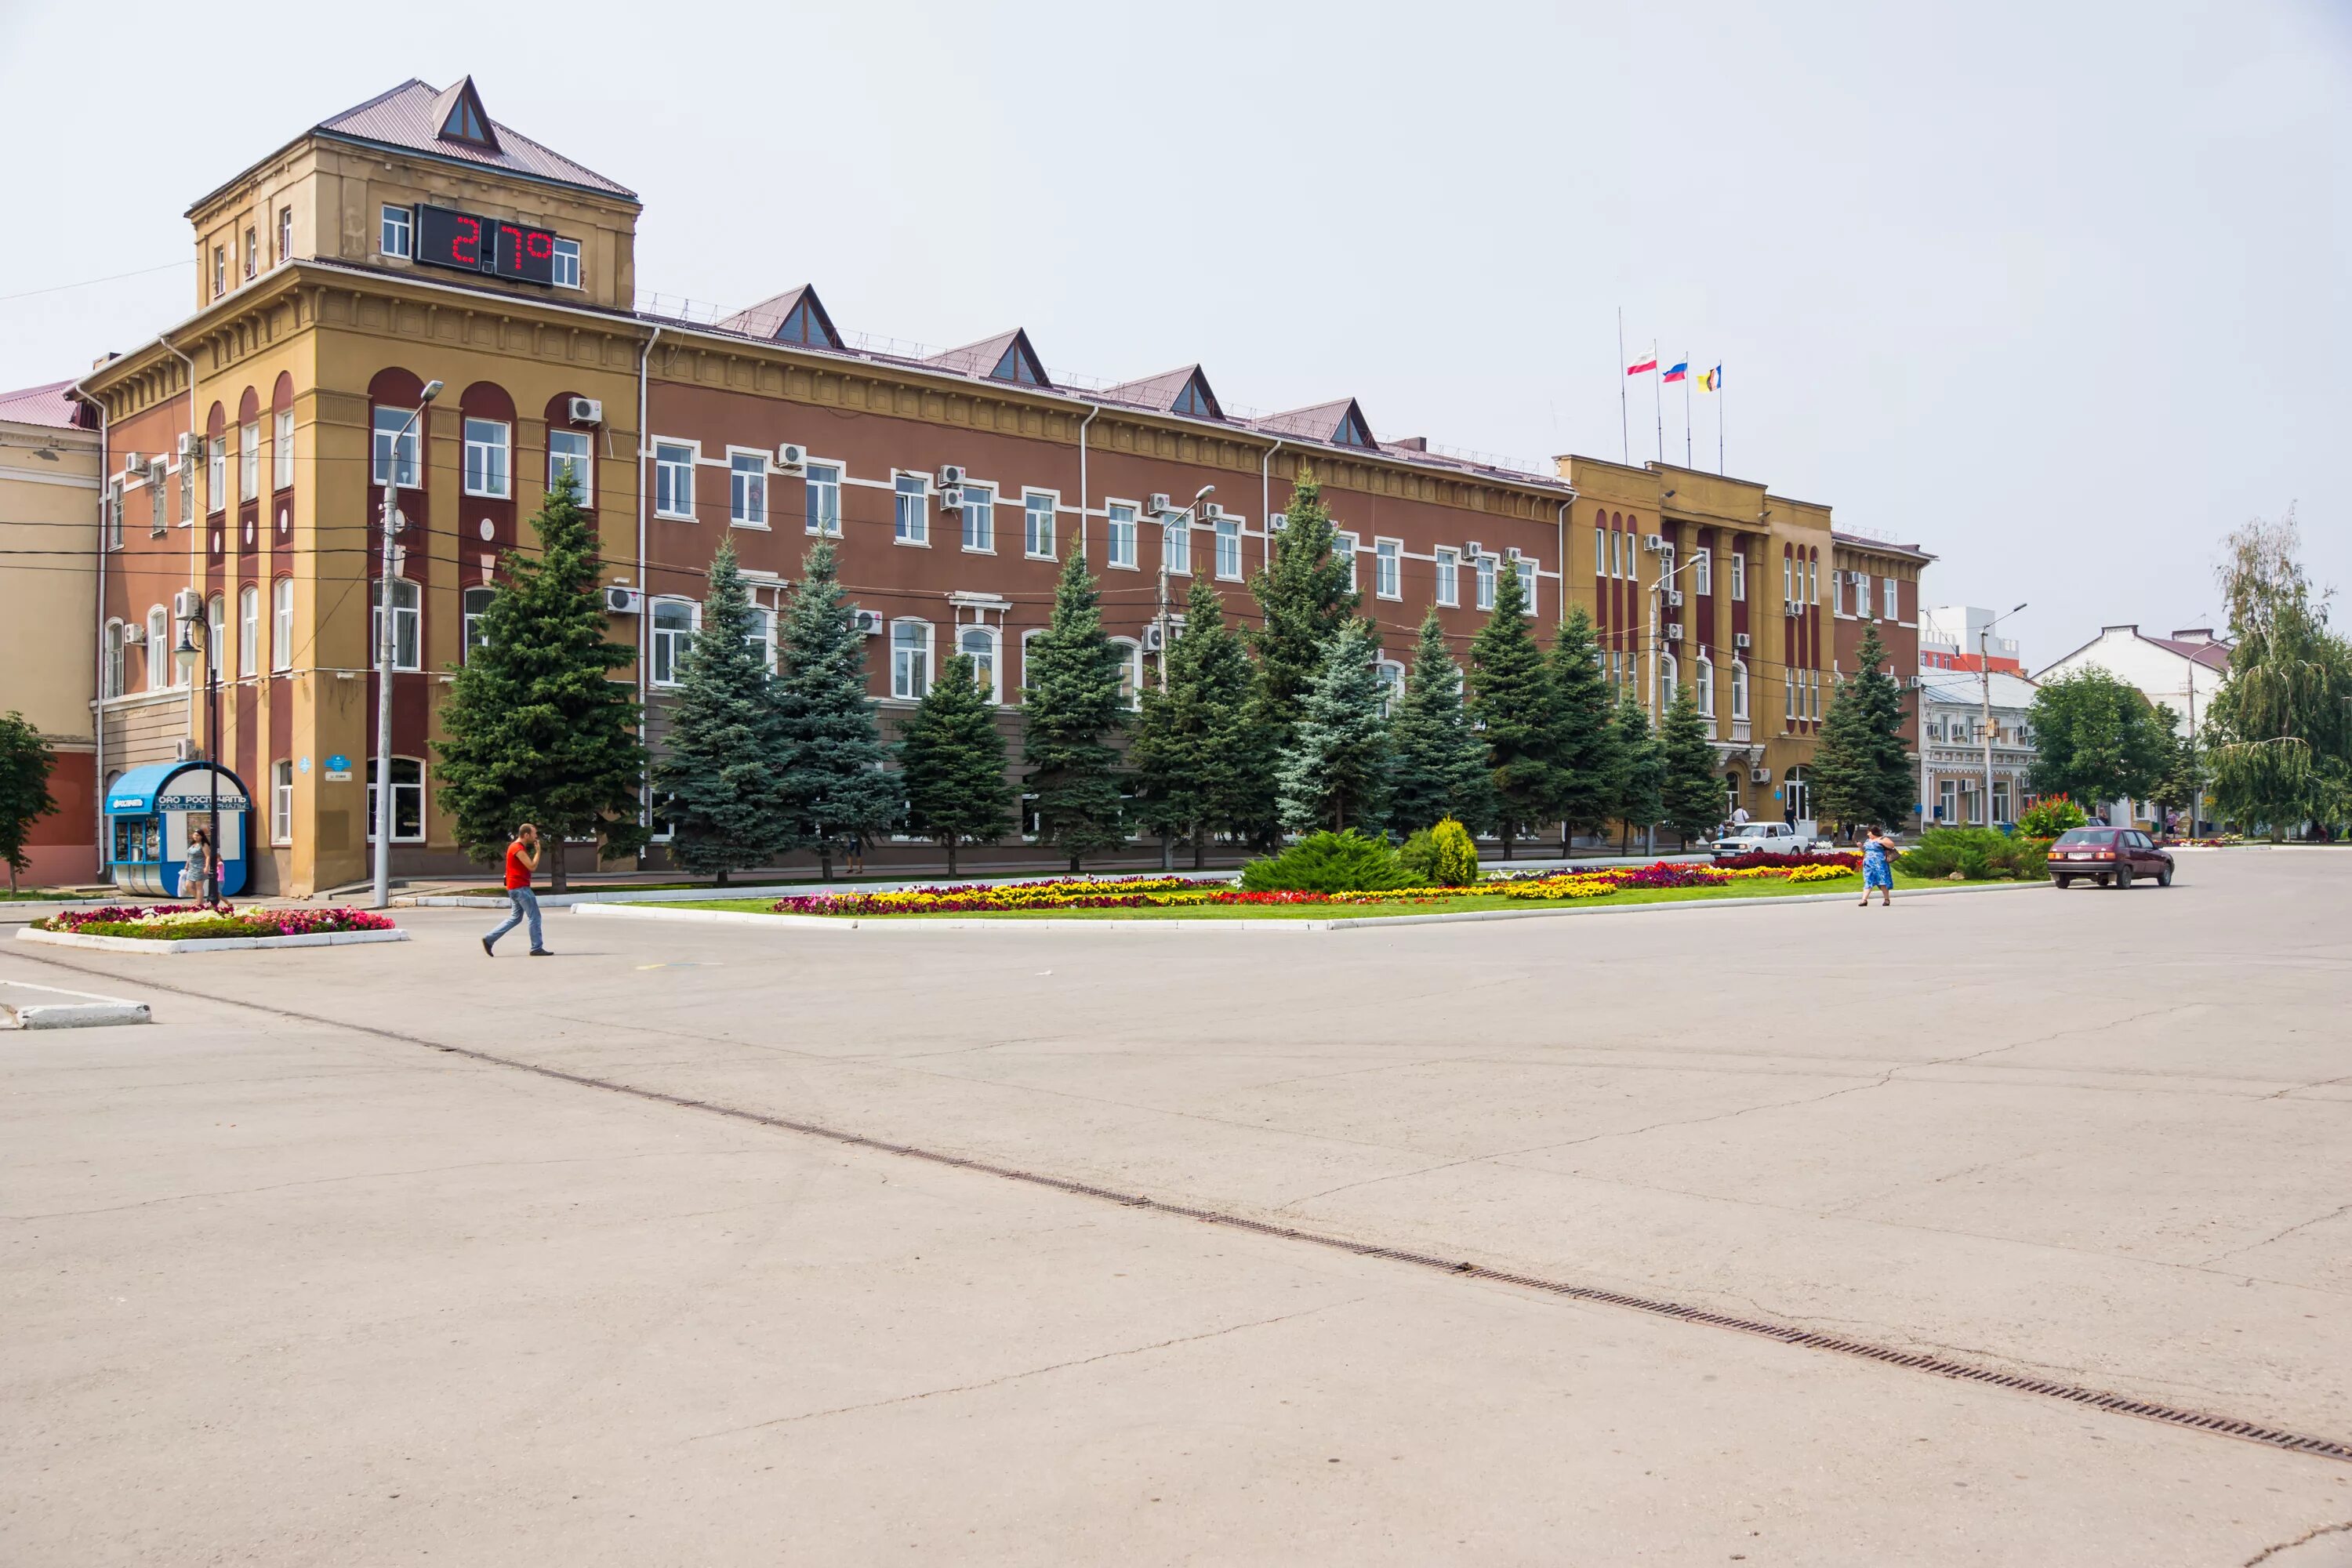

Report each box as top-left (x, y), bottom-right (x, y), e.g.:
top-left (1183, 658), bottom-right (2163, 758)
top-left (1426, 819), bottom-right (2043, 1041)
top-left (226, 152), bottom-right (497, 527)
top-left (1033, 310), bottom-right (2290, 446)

top-left (2172, 628), bottom-right (2214, 643)
top-left (1388, 436), bottom-right (1428, 452)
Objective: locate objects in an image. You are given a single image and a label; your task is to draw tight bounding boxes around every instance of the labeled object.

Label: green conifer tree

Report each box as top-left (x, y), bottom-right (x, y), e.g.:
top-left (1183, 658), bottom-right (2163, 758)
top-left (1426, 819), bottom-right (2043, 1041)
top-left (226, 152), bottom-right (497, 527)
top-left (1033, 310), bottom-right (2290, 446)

top-left (1655, 684), bottom-right (1724, 848)
top-left (1812, 623), bottom-right (1916, 833)
top-left (1387, 609), bottom-right (1494, 835)
top-left (0, 711), bottom-right (59, 895)
top-left (1545, 607), bottom-right (1617, 849)
top-left (1249, 464), bottom-right (1359, 759)
top-left (1608, 689), bottom-right (1664, 854)
top-left (1130, 580), bottom-right (1258, 866)
top-left (898, 653), bottom-right (1015, 876)
top-left (1022, 550), bottom-right (1128, 869)
top-left (648, 539), bottom-right (795, 884)
top-left (1465, 558), bottom-right (1563, 858)
top-left (775, 539), bottom-right (899, 879)
top-left (434, 470), bottom-right (647, 891)
top-left (1276, 619), bottom-right (1392, 833)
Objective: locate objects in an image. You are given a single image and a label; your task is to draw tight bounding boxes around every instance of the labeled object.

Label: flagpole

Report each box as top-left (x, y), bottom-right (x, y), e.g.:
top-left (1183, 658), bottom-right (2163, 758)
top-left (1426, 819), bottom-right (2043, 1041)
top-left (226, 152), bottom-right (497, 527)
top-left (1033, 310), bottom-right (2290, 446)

top-left (1652, 344), bottom-right (1663, 466)
top-left (1719, 371), bottom-right (1726, 474)
top-left (1617, 309), bottom-right (1628, 464)
top-left (1683, 358), bottom-right (1693, 466)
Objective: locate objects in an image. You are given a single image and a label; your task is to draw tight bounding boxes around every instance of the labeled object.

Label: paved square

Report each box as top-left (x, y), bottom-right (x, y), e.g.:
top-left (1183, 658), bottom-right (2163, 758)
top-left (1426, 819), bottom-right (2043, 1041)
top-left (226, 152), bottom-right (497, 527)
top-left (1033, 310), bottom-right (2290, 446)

top-left (5, 853), bottom-right (2350, 1563)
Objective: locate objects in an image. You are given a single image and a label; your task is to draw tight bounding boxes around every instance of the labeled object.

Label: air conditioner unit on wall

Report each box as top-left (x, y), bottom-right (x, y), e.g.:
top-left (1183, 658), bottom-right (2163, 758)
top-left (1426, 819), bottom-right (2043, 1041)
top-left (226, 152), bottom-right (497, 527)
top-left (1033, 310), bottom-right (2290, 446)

top-left (604, 585), bottom-right (644, 615)
top-left (122, 621), bottom-right (145, 645)
top-left (1642, 533), bottom-right (1664, 553)
top-left (1751, 765), bottom-right (1772, 783)
top-left (1463, 540), bottom-right (1483, 559)
top-left (1667, 590), bottom-right (1684, 608)
top-left (121, 451), bottom-right (143, 476)
top-left (1664, 623), bottom-right (1684, 641)
top-left (1733, 631), bottom-right (1751, 649)
top-left (1147, 492), bottom-right (1172, 514)
top-left (937, 485), bottom-right (964, 511)
top-left (173, 589), bottom-right (201, 621)
top-left (174, 737), bottom-right (197, 762)
top-left (1201, 502), bottom-right (1225, 521)
top-left (1142, 624), bottom-right (1166, 652)
top-left (853, 609), bottom-right (885, 636)
top-left (775, 442), bottom-right (807, 471)
top-left (568, 396), bottom-right (604, 425)
top-left (178, 432), bottom-right (200, 459)
top-left (936, 464), bottom-right (965, 489)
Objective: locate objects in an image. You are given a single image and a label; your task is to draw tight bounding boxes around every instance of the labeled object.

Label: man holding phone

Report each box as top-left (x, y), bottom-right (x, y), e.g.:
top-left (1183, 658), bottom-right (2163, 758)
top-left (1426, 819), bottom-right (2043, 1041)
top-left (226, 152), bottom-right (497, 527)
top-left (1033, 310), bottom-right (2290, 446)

top-left (483, 822), bottom-right (551, 956)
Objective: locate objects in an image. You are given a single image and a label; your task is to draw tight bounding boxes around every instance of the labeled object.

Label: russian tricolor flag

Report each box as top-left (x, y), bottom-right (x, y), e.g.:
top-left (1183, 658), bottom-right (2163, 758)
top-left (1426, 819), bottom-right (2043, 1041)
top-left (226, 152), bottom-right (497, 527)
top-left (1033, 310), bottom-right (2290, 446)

top-left (1662, 361), bottom-right (1689, 383)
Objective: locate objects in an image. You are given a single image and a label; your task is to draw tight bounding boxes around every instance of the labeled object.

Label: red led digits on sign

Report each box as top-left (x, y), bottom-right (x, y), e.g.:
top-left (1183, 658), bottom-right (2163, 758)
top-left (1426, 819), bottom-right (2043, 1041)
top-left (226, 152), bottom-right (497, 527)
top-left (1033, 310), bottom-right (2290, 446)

top-left (452, 215), bottom-right (480, 265)
top-left (527, 230), bottom-right (554, 260)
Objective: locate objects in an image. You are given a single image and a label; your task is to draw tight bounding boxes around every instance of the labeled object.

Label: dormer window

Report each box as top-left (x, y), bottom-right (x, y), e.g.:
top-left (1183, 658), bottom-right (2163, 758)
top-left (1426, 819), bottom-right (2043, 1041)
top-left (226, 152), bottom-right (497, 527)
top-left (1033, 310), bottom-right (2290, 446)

top-left (989, 339), bottom-right (1046, 386)
top-left (1333, 406), bottom-right (1374, 448)
top-left (433, 77), bottom-right (500, 151)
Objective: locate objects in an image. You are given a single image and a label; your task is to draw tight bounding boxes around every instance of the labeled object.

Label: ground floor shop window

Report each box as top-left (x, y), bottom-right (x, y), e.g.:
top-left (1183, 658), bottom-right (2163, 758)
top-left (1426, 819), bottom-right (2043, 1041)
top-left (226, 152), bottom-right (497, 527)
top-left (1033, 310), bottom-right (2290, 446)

top-left (365, 757), bottom-right (425, 842)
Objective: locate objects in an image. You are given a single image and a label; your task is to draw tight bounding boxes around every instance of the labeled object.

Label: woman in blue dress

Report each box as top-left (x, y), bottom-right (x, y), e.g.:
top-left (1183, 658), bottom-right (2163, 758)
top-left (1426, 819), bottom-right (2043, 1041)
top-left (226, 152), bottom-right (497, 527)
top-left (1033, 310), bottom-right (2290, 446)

top-left (1859, 824), bottom-right (1897, 907)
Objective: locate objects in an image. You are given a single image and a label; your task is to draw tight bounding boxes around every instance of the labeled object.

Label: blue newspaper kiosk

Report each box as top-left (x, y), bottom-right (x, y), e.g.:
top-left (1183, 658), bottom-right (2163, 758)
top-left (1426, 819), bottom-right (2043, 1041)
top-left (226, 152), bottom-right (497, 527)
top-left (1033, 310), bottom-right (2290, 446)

top-left (104, 761), bottom-right (252, 898)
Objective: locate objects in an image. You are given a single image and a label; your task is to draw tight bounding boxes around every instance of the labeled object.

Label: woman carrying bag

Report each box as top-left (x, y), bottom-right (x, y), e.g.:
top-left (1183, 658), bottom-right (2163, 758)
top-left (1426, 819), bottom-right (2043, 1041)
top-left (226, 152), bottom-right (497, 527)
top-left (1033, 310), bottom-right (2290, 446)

top-left (181, 828), bottom-right (217, 908)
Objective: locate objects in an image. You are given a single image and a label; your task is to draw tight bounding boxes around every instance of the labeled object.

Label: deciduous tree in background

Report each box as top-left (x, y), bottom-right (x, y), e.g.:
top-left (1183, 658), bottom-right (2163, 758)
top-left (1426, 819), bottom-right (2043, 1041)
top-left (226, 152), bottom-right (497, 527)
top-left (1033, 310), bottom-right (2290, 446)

top-left (898, 653), bottom-right (1015, 876)
top-left (0, 711), bottom-right (58, 895)
top-left (1022, 550), bottom-right (1129, 869)
top-left (2026, 666), bottom-right (2170, 819)
top-left (434, 470), bottom-right (647, 892)
top-left (2203, 510), bottom-right (2352, 837)
top-left (649, 539), bottom-right (795, 884)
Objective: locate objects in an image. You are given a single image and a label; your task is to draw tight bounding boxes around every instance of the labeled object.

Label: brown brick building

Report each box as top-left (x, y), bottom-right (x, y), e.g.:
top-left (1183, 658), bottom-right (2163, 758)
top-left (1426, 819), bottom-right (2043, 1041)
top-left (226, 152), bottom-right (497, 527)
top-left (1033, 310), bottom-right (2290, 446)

top-left (71, 77), bottom-right (1932, 894)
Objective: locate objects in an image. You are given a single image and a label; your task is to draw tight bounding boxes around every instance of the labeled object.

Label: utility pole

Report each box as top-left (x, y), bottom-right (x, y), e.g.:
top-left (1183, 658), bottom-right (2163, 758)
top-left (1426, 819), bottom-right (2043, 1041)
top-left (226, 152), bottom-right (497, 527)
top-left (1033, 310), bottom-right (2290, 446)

top-left (1979, 601), bottom-right (2026, 828)
top-left (1152, 484), bottom-right (1214, 871)
top-left (372, 379), bottom-right (441, 910)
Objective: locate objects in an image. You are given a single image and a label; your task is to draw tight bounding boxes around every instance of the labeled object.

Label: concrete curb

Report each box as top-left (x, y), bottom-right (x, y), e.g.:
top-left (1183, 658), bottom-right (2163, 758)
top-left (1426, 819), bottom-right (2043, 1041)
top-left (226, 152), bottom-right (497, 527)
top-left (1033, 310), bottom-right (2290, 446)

top-left (16, 926), bottom-right (411, 955)
top-left (575, 878), bottom-right (2040, 934)
top-left (0, 980), bottom-right (152, 1029)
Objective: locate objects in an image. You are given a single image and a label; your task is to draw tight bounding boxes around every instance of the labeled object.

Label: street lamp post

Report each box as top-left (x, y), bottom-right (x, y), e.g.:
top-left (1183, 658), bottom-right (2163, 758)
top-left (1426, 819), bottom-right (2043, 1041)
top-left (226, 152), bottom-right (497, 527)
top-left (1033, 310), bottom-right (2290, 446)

top-left (1980, 601), bottom-right (2026, 827)
top-left (1645, 545), bottom-right (1708, 726)
top-left (172, 605), bottom-right (220, 906)
top-left (373, 379), bottom-right (442, 911)
top-left (1152, 485), bottom-right (1216, 871)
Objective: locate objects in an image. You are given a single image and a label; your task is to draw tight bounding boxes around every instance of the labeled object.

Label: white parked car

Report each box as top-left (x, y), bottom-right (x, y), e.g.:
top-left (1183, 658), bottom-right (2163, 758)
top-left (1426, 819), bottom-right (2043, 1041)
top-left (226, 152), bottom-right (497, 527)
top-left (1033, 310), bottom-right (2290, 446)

top-left (1710, 820), bottom-right (1829, 858)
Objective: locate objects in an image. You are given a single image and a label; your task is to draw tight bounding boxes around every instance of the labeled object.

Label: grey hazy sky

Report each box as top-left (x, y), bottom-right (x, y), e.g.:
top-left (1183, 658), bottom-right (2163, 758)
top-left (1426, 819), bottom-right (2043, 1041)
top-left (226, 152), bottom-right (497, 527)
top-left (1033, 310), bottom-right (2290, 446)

top-left (5, 1), bottom-right (2344, 665)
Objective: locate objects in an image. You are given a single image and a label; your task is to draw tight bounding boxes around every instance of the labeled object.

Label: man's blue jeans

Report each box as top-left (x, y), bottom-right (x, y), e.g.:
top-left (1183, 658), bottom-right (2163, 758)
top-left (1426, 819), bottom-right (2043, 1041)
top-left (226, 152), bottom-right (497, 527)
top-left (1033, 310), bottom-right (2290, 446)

top-left (486, 888), bottom-right (543, 952)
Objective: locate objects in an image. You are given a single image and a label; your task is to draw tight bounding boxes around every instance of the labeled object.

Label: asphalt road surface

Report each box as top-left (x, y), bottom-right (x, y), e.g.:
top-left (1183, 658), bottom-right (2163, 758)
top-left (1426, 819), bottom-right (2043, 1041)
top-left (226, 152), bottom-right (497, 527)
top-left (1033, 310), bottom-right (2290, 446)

top-left (5, 851), bottom-right (2349, 1564)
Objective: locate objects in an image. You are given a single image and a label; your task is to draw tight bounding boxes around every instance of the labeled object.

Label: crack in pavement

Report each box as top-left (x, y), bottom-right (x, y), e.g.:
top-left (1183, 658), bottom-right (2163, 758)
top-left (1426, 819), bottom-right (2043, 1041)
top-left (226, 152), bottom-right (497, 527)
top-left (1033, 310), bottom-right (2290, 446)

top-left (2245, 1519), bottom-right (2352, 1566)
top-left (683, 1298), bottom-right (1360, 1443)
top-left (2201, 1200), bottom-right (2352, 1268)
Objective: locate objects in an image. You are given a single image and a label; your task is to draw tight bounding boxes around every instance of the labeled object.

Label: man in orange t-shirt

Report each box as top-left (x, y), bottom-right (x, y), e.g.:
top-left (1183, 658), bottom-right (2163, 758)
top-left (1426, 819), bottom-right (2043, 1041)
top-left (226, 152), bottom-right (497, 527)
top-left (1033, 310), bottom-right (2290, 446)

top-left (482, 822), bottom-right (550, 956)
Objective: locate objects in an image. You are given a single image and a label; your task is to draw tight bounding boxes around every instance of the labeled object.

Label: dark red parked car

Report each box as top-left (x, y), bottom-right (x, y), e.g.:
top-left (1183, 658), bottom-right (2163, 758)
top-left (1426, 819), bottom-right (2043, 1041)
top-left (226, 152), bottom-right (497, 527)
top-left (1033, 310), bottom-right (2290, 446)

top-left (2049, 827), bottom-right (2175, 889)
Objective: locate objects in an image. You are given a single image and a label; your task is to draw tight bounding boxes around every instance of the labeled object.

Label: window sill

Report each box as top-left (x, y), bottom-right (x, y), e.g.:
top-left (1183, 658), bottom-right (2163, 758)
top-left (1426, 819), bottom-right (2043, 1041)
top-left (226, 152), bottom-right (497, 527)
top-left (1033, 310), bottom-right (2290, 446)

top-left (1374, 592), bottom-right (1403, 602)
top-left (806, 526), bottom-right (844, 538)
top-left (729, 520), bottom-right (772, 531)
top-left (962, 546), bottom-right (996, 556)
top-left (654, 511), bottom-right (696, 523)
top-left (1216, 572), bottom-right (1245, 585)
top-left (1025, 550), bottom-right (1058, 562)
top-left (464, 490), bottom-right (514, 503)
top-left (895, 536), bottom-right (931, 549)
top-left (1106, 561), bottom-right (1140, 572)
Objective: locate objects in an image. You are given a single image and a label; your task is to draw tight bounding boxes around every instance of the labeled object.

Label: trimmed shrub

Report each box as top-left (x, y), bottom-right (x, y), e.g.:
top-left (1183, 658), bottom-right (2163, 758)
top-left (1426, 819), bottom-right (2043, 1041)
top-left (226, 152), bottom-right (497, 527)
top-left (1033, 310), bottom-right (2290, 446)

top-left (1897, 826), bottom-right (2049, 880)
top-left (2018, 795), bottom-right (2089, 840)
top-left (1240, 829), bottom-right (1417, 893)
top-left (1399, 818), bottom-right (1479, 887)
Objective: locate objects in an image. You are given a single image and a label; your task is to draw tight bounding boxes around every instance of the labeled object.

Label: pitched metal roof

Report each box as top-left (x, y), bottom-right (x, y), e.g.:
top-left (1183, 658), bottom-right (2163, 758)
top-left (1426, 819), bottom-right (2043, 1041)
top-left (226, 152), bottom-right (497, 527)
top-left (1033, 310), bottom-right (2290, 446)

top-left (0, 379), bottom-right (95, 430)
top-left (924, 329), bottom-right (1051, 389)
top-left (1252, 397), bottom-right (1378, 451)
top-left (715, 285), bottom-right (844, 350)
top-left (1102, 364), bottom-right (1223, 420)
top-left (315, 78), bottom-right (636, 200)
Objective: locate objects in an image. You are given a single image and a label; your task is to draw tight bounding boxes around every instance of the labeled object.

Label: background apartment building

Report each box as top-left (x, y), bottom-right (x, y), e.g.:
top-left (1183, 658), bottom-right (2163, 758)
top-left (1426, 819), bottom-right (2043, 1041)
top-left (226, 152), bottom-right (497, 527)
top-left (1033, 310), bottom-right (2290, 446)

top-left (74, 76), bottom-right (1927, 894)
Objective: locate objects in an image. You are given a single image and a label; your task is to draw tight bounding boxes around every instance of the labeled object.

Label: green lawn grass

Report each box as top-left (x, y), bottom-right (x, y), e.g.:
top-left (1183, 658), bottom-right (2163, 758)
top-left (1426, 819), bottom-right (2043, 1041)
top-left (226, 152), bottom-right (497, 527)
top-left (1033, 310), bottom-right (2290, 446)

top-left (650, 870), bottom-right (1990, 922)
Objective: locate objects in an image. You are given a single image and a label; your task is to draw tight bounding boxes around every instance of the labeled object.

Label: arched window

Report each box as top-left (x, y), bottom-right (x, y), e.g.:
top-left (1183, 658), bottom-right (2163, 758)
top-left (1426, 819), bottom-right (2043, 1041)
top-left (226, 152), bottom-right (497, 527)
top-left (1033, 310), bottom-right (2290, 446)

top-left (958, 625), bottom-right (1000, 703)
top-left (891, 619), bottom-right (932, 700)
top-left (208, 594), bottom-right (226, 678)
top-left (365, 757), bottom-right (426, 842)
top-left (1695, 650), bottom-right (1715, 717)
top-left (1731, 658), bottom-right (1750, 720)
top-left (103, 619), bottom-right (126, 699)
top-left (238, 585), bottom-right (260, 677)
top-left (271, 579), bottom-right (294, 672)
top-left (370, 578), bottom-right (420, 671)
top-left (462, 586), bottom-right (495, 662)
top-left (1109, 637), bottom-right (1142, 710)
top-left (147, 606), bottom-right (171, 690)
top-left (649, 597), bottom-right (696, 686)
top-left (1658, 650), bottom-right (1679, 706)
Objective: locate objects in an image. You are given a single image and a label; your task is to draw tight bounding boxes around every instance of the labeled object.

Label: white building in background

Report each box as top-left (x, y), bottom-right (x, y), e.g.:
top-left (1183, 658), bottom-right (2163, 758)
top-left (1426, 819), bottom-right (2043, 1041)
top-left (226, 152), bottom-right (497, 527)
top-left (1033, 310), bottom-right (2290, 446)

top-left (1916, 670), bottom-right (2039, 827)
top-left (2033, 625), bottom-right (2230, 738)
top-left (1920, 606), bottom-right (2027, 673)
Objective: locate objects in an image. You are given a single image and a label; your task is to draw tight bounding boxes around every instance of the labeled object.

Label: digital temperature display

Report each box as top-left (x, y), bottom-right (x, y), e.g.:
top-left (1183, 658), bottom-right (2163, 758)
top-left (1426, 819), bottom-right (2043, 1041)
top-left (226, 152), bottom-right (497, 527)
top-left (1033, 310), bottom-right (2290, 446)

top-left (412, 204), bottom-right (559, 285)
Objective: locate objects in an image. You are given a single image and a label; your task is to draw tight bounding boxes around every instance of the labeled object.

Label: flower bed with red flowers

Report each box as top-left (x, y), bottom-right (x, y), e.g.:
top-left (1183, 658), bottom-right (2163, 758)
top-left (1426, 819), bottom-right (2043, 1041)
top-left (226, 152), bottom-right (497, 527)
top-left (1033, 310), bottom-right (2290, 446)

top-left (32, 904), bottom-right (400, 941)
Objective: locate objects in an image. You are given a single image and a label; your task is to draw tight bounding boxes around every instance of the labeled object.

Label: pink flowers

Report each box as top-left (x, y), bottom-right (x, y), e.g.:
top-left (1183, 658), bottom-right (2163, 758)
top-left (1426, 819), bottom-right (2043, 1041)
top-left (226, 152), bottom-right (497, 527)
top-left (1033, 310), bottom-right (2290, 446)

top-left (36, 904), bottom-right (398, 939)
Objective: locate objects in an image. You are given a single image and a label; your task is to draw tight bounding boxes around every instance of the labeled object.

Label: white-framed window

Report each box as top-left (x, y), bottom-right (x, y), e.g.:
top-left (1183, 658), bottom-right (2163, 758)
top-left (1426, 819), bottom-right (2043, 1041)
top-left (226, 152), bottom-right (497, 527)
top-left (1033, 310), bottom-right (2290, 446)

top-left (238, 585), bottom-right (260, 677)
top-left (1514, 556), bottom-right (1537, 617)
top-left (179, 459), bottom-right (192, 524)
top-left (654, 443), bottom-right (695, 519)
top-left (270, 579), bottom-right (293, 672)
top-left (746, 605), bottom-right (775, 670)
top-left (1214, 515), bottom-right (1242, 580)
top-left (1374, 538), bottom-right (1402, 600)
top-left (1161, 509), bottom-right (1189, 576)
top-left (244, 226), bottom-right (257, 280)
top-left (1883, 576), bottom-right (1900, 621)
top-left (1374, 659), bottom-right (1405, 717)
top-left (1730, 550), bottom-right (1746, 602)
top-left (270, 760), bottom-right (293, 845)
top-left (238, 421), bottom-right (260, 501)
top-left (1109, 637), bottom-right (1142, 710)
top-left (365, 757), bottom-right (426, 843)
top-left (1696, 651), bottom-right (1715, 716)
top-left (894, 473), bottom-right (929, 545)
top-left (1475, 553), bottom-right (1497, 612)
top-left (891, 619), bottom-right (933, 699)
top-left (462, 586), bottom-right (494, 662)
top-left (1434, 546), bottom-right (1460, 608)
top-left (103, 619), bottom-right (126, 699)
top-left (207, 438), bottom-right (227, 510)
top-left (729, 452), bottom-right (768, 527)
top-left (147, 607), bottom-right (171, 688)
top-left (1106, 501), bottom-right (1138, 569)
top-left (380, 204), bottom-right (412, 259)
top-left (1809, 670), bottom-right (1821, 720)
top-left (276, 205), bottom-right (293, 267)
top-left (1693, 547), bottom-right (1711, 597)
top-left (548, 430), bottom-right (593, 503)
top-left (207, 595), bottom-right (226, 677)
top-left (370, 578), bottom-right (421, 671)
top-left (958, 625), bottom-right (1000, 703)
top-left (1659, 650), bottom-right (1679, 707)
top-left (463, 419), bottom-right (511, 499)
top-left (1018, 628), bottom-right (1044, 700)
top-left (649, 597), bottom-right (695, 686)
top-left (1334, 532), bottom-right (1357, 593)
top-left (212, 245), bottom-right (226, 299)
top-left (1595, 527), bottom-right (1606, 578)
top-left (372, 408), bottom-right (422, 489)
top-left (962, 481), bottom-right (996, 553)
top-left (552, 238), bottom-right (582, 289)
top-left (271, 410), bottom-right (294, 491)
top-left (1023, 489), bottom-right (1056, 558)
top-left (1857, 572), bottom-right (1875, 618)
top-left (805, 463), bottom-right (843, 536)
